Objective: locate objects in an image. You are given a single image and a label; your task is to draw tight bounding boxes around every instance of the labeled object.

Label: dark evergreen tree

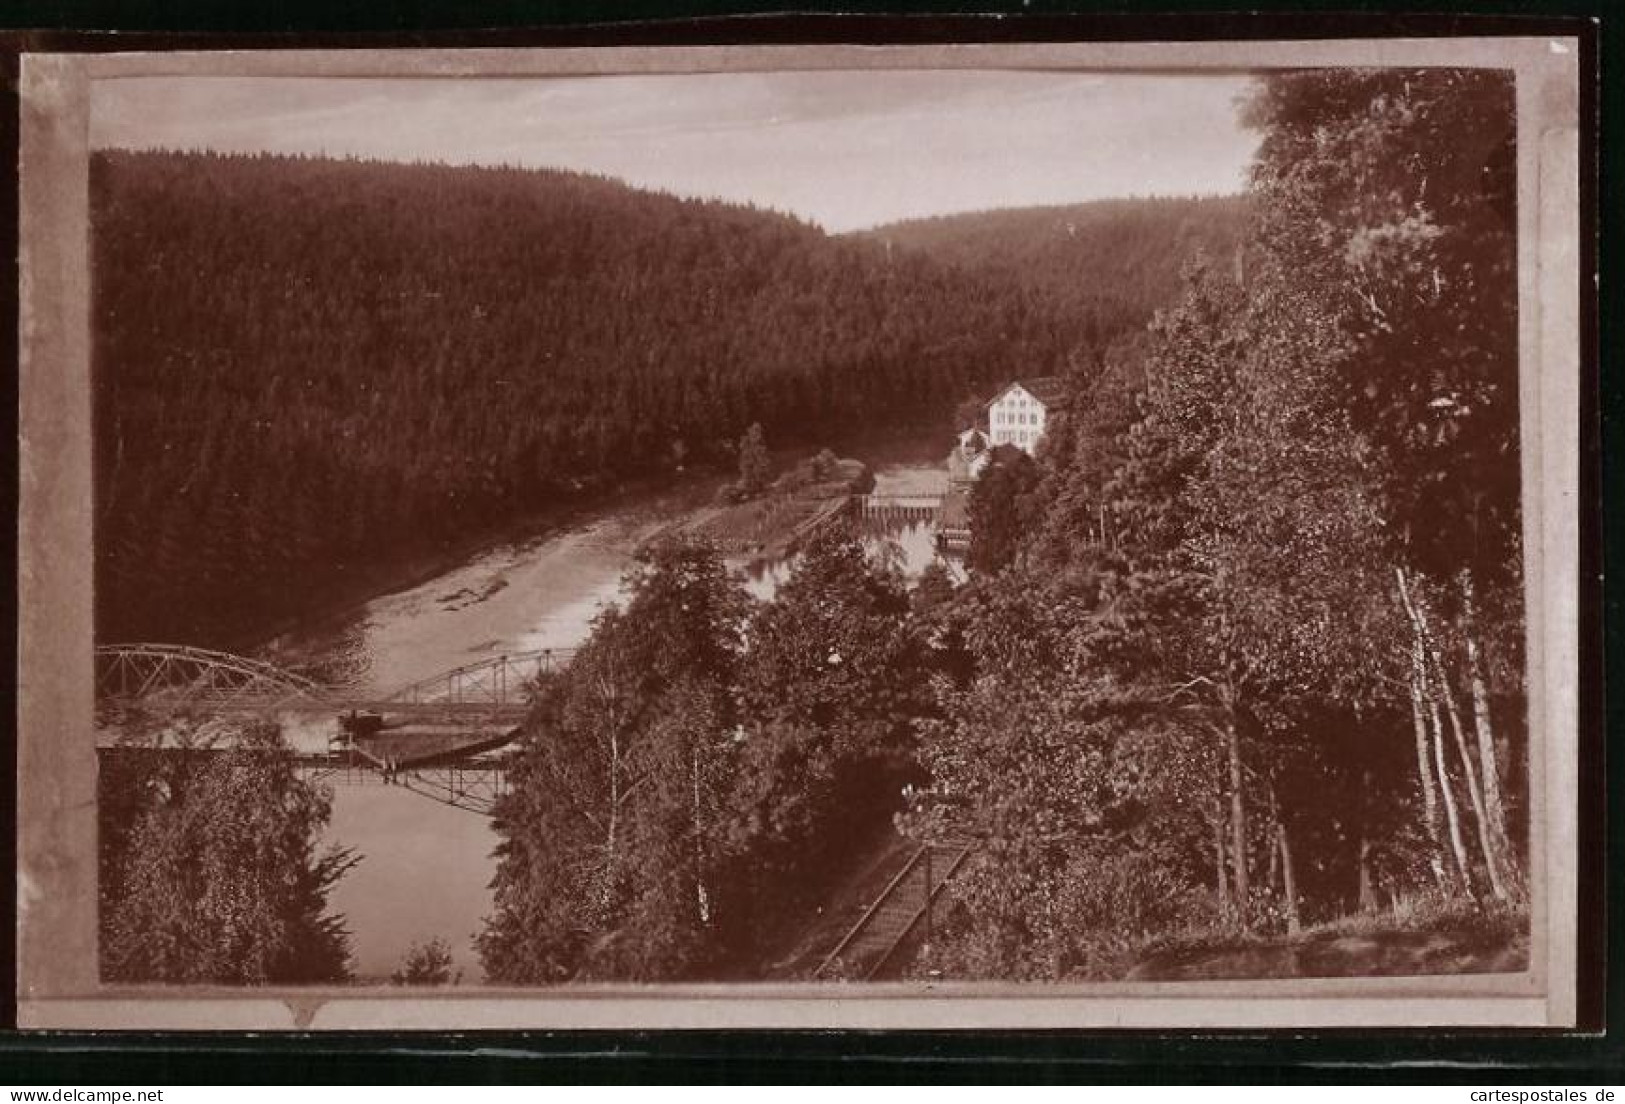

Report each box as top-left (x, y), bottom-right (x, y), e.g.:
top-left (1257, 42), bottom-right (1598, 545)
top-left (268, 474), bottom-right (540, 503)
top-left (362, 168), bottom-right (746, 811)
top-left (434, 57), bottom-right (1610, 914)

top-left (737, 423), bottom-right (772, 496)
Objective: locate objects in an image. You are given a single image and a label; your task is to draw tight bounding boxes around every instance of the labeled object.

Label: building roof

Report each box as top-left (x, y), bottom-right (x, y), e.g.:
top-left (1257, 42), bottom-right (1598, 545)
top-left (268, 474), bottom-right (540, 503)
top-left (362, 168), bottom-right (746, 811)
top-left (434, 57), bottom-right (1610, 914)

top-left (987, 376), bottom-right (1067, 409)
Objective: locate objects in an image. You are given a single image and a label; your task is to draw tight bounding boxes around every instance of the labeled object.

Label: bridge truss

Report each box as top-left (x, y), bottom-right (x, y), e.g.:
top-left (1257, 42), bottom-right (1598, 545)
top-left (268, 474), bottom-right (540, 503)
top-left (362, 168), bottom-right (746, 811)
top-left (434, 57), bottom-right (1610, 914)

top-left (379, 649), bottom-right (574, 713)
top-left (95, 643), bottom-right (328, 714)
top-left (94, 642), bottom-right (575, 815)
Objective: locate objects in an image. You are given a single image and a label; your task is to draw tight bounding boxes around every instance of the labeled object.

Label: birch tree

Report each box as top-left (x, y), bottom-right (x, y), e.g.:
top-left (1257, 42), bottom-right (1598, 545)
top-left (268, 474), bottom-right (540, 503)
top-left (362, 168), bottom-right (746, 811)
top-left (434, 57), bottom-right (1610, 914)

top-left (1243, 69), bottom-right (1524, 899)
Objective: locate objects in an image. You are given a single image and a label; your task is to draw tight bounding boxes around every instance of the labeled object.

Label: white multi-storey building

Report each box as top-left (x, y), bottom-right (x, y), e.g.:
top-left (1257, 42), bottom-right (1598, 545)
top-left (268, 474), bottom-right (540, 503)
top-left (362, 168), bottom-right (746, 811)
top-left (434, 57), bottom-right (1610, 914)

top-left (986, 377), bottom-right (1065, 455)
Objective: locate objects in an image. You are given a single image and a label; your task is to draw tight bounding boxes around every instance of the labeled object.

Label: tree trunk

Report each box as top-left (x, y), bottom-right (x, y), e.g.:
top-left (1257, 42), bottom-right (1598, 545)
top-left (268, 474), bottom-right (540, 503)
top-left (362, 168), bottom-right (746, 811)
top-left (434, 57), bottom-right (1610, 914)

top-left (1356, 764), bottom-right (1378, 913)
top-left (1460, 569), bottom-right (1513, 869)
top-left (1400, 567), bottom-right (1507, 899)
top-left (1428, 640), bottom-right (1508, 900)
top-left (1409, 673), bottom-right (1447, 888)
top-left (1358, 834), bottom-right (1378, 913)
top-left (1277, 822), bottom-right (1301, 935)
top-left (608, 746), bottom-right (621, 820)
top-left (1211, 805), bottom-right (1231, 923)
top-left (692, 739), bottom-right (709, 924)
top-left (1425, 669), bottom-right (1475, 895)
top-left (1397, 569), bottom-right (1447, 887)
top-left (605, 728), bottom-right (621, 913)
top-left (1224, 712), bottom-right (1250, 927)
top-left (1266, 814), bottom-right (1281, 892)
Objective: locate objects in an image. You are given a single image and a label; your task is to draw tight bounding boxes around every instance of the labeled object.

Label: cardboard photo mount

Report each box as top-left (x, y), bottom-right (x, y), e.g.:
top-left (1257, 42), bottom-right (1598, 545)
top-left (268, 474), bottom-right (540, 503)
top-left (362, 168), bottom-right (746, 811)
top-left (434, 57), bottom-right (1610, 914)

top-left (14, 35), bottom-right (1585, 1031)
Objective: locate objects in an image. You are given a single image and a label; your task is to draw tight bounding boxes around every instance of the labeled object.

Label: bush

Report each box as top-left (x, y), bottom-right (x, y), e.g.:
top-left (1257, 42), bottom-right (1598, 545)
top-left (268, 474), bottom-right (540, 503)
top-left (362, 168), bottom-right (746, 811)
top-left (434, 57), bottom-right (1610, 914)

top-left (391, 937), bottom-right (460, 985)
top-left (910, 842), bottom-right (1213, 982)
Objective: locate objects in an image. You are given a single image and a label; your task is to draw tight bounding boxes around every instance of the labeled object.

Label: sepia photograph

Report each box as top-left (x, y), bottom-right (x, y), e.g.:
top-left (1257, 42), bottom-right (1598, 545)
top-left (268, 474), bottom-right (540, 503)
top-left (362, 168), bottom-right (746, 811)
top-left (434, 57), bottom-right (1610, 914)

top-left (15, 37), bottom-right (1583, 1030)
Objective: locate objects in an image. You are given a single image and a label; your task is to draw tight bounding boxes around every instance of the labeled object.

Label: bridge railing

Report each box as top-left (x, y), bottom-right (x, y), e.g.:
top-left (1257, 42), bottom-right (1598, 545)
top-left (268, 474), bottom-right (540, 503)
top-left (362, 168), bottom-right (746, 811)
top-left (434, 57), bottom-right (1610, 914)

top-left (380, 648), bottom-right (578, 708)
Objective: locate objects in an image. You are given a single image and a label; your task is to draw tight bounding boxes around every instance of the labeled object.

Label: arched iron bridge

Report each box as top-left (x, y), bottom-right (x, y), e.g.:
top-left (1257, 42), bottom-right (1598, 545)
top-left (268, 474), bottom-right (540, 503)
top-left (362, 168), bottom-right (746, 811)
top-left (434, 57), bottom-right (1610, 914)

top-left (94, 643), bottom-right (576, 815)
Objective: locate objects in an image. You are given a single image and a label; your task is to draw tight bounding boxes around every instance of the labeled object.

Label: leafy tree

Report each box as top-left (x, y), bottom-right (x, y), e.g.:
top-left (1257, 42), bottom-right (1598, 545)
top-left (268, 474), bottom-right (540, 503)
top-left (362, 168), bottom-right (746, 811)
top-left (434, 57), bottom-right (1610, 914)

top-left (1032, 329), bottom-right (1153, 571)
top-left (901, 565), bottom-right (1220, 978)
top-left (911, 561), bottom-right (958, 613)
top-left (737, 534), bottom-right (922, 732)
top-left (391, 937), bottom-right (459, 985)
top-left (1181, 269), bottom-right (1409, 928)
top-left (99, 721), bottom-right (357, 984)
top-left (953, 395), bottom-right (988, 431)
top-left (478, 537), bottom-right (749, 982)
top-left (1243, 70), bottom-right (1519, 587)
top-left (719, 534), bottom-right (928, 947)
top-left (966, 445), bottom-right (1042, 574)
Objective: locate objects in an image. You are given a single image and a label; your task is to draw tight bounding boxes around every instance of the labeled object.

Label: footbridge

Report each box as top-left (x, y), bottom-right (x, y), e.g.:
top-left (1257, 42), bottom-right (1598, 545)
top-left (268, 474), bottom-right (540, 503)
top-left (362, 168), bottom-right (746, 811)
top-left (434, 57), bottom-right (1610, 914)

top-left (94, 643), bottom-right (576, 814)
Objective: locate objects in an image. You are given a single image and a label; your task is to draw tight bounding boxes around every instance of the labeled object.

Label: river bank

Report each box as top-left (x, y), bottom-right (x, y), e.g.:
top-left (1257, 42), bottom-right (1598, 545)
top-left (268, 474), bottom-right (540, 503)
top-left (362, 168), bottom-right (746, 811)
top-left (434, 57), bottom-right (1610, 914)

top-left (246, 466), bottom-right (729, 671)
top-left (252, 428), bottom-right (954, 679)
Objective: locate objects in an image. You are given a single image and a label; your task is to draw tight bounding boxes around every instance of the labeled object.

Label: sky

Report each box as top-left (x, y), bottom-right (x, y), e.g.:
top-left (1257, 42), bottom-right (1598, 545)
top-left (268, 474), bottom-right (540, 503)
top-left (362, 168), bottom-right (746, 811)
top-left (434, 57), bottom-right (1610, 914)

top-left (91, 70), bottom-right (1261, 233)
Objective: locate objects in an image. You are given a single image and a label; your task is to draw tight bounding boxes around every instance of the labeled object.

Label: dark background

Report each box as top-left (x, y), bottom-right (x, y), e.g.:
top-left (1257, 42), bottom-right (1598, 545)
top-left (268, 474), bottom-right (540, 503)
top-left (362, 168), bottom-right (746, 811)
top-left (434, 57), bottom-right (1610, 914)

top-left (0, 0), bottom-right (1615, 1084)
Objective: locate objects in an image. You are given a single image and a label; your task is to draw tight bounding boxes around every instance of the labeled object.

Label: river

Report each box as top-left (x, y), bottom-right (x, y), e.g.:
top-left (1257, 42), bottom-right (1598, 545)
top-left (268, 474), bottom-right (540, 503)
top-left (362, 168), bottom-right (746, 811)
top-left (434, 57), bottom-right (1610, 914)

top-left (263, 440), bottom-right (957, 982)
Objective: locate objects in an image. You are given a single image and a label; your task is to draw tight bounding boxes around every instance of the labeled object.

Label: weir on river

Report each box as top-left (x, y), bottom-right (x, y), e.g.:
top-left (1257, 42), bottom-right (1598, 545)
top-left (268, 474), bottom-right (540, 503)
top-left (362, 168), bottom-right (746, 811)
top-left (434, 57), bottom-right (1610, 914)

top-left (849, 493), bottom-right (944, 523)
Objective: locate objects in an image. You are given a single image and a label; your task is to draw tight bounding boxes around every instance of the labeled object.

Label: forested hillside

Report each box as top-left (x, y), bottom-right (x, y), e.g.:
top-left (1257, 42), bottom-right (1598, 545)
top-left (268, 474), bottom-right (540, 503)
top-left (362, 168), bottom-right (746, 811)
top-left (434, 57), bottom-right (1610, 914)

top-left (859, 195), bottom-right (1248, 349)
top-left (93, 152), bottom-right (1102, 646)
top-left (94, 153), bottom-right (1239, 647)
top-left (904, 69), bottom-right (1525, 977)
top-left (479, 70), bottom-right (1528, 984)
